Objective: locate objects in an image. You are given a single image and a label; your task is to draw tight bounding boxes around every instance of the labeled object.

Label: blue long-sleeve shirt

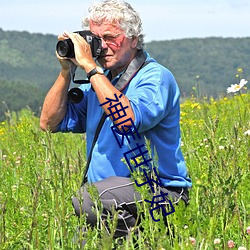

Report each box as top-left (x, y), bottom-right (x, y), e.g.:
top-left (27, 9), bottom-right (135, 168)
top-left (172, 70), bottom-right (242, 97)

top-left (57, 52), bottom-right (192, 188)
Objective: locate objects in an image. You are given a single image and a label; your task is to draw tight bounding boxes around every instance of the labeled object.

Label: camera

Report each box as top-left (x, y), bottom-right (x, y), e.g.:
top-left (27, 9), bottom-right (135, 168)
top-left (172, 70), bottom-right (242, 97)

top-left (56, 30), bottom-right (102, 58)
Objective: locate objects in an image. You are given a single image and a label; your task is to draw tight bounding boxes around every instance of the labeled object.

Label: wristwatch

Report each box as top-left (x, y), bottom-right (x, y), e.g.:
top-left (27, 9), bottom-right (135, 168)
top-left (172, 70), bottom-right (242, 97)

top-left (87, 66), bottom-right (104, 80)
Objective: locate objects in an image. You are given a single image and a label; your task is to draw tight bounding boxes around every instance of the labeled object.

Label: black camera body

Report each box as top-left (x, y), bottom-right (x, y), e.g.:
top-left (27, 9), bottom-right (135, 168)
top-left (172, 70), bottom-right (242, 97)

top-left (56, 30), bottom-right (102, 58)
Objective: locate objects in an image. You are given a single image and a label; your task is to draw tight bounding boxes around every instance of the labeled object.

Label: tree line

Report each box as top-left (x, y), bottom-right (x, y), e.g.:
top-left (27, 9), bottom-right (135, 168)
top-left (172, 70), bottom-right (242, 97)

top-left (0, 28), bottom-right (249, 120)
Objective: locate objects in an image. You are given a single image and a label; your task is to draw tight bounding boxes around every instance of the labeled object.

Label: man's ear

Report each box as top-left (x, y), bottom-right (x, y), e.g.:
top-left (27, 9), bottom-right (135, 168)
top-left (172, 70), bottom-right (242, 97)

top-left (131, 36), bottom-right (139, 48)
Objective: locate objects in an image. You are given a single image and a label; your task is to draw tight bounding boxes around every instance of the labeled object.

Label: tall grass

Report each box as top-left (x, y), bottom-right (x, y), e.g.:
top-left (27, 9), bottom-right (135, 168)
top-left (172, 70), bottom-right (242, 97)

top-left (0, 93), bottom-right (249, 249)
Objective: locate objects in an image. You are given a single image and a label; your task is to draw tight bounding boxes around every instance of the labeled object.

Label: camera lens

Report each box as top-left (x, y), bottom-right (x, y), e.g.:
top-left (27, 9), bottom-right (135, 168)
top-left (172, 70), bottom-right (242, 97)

top-left (56, 39), bottom-right (74, 58)
top-left (68, 88), bottom-right (84, 103)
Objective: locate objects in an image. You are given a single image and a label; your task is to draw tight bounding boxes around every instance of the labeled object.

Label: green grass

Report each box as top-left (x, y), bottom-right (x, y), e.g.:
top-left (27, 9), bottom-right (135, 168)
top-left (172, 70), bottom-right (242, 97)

top-left (0, 93), bottom-right (249, 249)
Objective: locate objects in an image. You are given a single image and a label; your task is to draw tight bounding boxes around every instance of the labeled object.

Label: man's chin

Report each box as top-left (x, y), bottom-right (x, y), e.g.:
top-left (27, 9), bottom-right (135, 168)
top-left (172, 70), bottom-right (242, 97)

top-left (98, 59), bottom-right (113, 69)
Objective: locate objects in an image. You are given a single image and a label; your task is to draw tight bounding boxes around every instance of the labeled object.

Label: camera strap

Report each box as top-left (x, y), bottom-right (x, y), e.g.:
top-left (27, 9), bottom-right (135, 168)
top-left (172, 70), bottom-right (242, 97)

top-left (81, 50), bottom-right (150, 186)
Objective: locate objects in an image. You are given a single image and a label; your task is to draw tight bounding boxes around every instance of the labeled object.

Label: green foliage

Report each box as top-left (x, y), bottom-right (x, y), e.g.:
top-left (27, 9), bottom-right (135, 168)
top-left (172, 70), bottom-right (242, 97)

top-left (0, 29), bottom-right (60, 92)
top-left (145, 37), bottom-right (250, 98)
top-left (0, 79), bottom-right (46, 121)
top-left (0, 29), bottom-right (61, 121)
top-left (1, 29), bottom-right (250, 119)
top-left (0, 109), bottom-right (85, 249)
top-left (0, 93), bottom-right (249, 249)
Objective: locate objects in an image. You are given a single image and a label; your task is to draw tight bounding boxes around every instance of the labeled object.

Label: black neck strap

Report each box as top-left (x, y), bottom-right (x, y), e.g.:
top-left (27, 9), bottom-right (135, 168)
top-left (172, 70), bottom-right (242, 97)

top-left (114, 49), bottom-right (147, 91)
top-left (81, 50), bottom-right (148, 185)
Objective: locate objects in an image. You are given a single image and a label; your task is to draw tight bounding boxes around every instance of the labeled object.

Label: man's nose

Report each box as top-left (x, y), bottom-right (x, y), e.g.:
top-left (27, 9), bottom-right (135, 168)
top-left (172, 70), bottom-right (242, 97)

top-left (101, 38), bottom-right (108, 49)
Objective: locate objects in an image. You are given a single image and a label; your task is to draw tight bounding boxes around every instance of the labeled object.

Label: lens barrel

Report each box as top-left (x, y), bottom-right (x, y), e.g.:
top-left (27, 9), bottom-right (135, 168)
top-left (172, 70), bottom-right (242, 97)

top-left (68, 88), bottom-right (84, 103)
top-left (56, 39), bottom-right (75, 58)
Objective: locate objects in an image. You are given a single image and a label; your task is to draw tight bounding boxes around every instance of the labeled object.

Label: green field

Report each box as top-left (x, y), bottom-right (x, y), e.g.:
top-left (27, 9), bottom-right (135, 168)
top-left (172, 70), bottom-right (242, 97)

top-left (0, 91), bottom-right (249, 249)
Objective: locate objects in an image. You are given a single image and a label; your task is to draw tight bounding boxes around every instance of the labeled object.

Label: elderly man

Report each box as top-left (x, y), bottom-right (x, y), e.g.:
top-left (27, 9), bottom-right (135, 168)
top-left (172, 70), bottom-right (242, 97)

top-left (40, 0), bottom-right (192, 242)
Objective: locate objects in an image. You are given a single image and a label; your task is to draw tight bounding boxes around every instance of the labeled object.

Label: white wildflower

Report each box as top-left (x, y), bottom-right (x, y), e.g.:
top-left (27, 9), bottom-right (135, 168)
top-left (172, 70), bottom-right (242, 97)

top-left (238, 247), bottom-right (246, 250)
top-left (244, 130), bottom-right (250, 136)
top-left (214, 238), bottom-right (221, 244)
top-left (227, 79), bottom-right (248, 93)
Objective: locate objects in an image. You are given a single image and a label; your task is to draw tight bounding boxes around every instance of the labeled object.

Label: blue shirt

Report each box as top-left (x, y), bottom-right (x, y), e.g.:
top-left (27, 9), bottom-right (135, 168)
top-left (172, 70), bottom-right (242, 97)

top-left (58, 52), bottom-right (192, 188)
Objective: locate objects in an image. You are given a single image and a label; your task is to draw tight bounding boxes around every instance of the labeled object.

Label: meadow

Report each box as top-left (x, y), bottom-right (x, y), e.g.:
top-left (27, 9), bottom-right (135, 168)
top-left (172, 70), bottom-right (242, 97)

top-left (0, 90), bottom-right (249, 249)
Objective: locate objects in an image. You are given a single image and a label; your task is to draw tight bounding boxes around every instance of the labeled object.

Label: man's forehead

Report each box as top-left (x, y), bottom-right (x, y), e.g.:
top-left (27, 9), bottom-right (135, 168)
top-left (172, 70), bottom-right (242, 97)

top-left (89, 19), bottom-right (121, 31)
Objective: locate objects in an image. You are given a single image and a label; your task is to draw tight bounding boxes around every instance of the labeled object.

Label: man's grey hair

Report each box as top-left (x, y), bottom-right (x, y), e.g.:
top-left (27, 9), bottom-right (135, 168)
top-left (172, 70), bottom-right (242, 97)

top-left (82, 0), bottom-right (145, 49)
